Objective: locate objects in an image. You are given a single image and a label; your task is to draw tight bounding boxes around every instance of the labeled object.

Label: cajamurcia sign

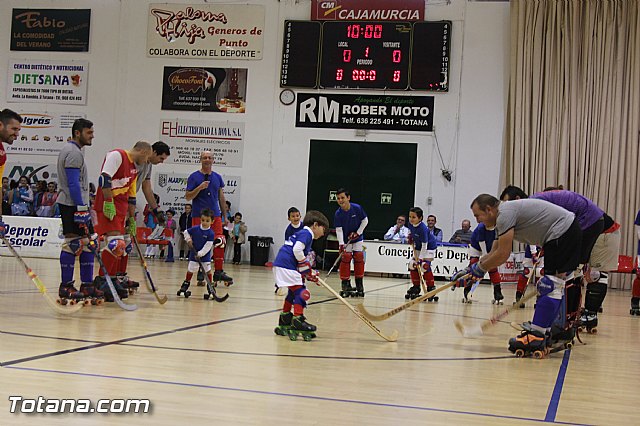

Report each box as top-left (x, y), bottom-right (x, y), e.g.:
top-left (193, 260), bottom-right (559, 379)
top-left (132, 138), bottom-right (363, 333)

top-left (147, 4), bottom-right (265, 60)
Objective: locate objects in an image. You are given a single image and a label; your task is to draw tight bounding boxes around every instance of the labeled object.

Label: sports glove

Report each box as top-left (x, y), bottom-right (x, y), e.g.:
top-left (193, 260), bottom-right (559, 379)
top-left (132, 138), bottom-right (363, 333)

top-left (339, 244), bottom-right (345, 253)
top-left (103, 200), bottom-right (116, 220)
top-left (305, 269), bottom-right (319, 283)
top-left (419, 259), bottom-right (431, 272)
top-left (127, 217), bottom-right (137, 236)
top-left (408, 259), bottom-right (418, 270)
top-left (0, 220), bottom-right (5, 237)
top-left (451, 263), bottom-right (485, 286)
top-left (348, 232), bottom-right (360, 241)
top-left (153, 207), bottom-right (166, 224)
top-left (73, 205), bottom-right (91, 224)
top-left (297, 260), bottom-right (312, 276)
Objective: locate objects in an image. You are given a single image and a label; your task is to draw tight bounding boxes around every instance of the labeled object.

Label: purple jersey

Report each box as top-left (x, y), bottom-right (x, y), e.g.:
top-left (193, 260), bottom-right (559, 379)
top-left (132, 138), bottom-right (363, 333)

top-left (334, 202), bottom-right (367, 243)
top-left (532, 190), bottom-right (603, 230)
top-left (408, 221), bottom-right (437, 251)
top-left (284, 222), bottom-right (303, 241)
top-left (469, 223), bottom-right (496, 257)
top-left (186, 170), bottom-right (225, 218)
top-left (185, 225), bottom-right (215, 262)
top-left (273, 228), bottom-right (314, 271)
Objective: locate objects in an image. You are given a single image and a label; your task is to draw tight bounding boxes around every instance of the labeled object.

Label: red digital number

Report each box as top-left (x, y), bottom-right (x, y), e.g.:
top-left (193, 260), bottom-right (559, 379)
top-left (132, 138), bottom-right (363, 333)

top-left (347, 24), bottom-right (360, 39)
top-left (392, 50), bottom-right (402, 63)
top-left (393, 70), bottom-right (401, 82)
top-left (369, 70), bottom-right (376, 81)
top-left (364, 25), bottom-right (373, 38)
top-left (374, 24), bottom-right (382, 38)
top-left (336, 69), bottom-right (343, 81)
top-left (343, 50), bottom-right (351, 62)
top-left (364, 47), bottom-right (369, 58)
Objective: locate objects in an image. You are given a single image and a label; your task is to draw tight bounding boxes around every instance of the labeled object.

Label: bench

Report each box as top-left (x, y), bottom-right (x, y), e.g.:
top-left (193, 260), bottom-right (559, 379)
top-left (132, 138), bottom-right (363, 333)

top-left (136, 227), bottom-right (173, 246)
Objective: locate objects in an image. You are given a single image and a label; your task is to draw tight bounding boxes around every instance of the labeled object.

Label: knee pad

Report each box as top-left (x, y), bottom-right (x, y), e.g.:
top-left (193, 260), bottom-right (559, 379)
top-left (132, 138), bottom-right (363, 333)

top-left (341, 251), bottom-right (353, 264)
top-left (489, 269), bottom-right (501, 285)
top-left (564, 279), bottom-right (582, 315)
top-left (584, 282), bottom-right (607, 311)
top-left (285, 288), bottom-right (295, 304)
top-left (293, 286), bottom-right (309, 308)
top-left (214, 236), bottom-right (226, 249)
top-left (106, 236), bottom-right (126, 257)
top-left (536, 275), bottom-right (563, 300)
top-left (532, 294), bottom-right (563, 329)
top-left (409, 269), bottom-right (420, 286)
top-left (62, 237), bottom-right (84, 256)
top-left (353, 251), bottom-right (364, 277)
top-left (632, 276), bottom-right (640, 298)
top-left (123, 235), bottom-right (133, 256)
top-left (353, 251), bottom-right (364, 264)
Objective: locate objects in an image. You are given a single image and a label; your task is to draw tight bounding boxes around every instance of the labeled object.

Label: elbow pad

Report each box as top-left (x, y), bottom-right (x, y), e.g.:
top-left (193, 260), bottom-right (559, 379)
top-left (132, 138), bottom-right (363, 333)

top-left (98, 173), bottom-right (112, 189)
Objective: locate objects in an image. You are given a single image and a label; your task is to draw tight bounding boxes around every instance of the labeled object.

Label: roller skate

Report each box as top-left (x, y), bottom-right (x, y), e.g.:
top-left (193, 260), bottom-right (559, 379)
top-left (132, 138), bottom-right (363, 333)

top-left (579, 310), bottom-right (598, 334)
top-left (462, 285), bottom-right (473, 304)
top-left (287, 315), bottom-right (317, 341)
top-left (508, 327), bottom-right (548, 359)
top-left (426, 286), bottom-right (439, 302)
top-left (354, 277), bottom-right (365, 298)
top-left (492, 284), bottom-right (504, 305)
top-left (79, 282), bottom-right (105, 306)
top-left (274, 312), bottom-right (293, 336)
top-left (630, 298), bottom-right (640, 316)
top-left (513, 291), bottom-right (525, 308)
top-left (214, 270), bottom-right (234, 287)
top-left (116, 273), bottom-right (139, 295)
top-left (95, 276), bottom-right (128, 302)
top-left (340, 279), bottom-right (356, 297)
top-left (196, 269), bottom-right (205, 286)
top-left (405, 285), bottom-right (421, 300)
top-left (548, 324), bottom-right (575, 350)
top-left (177, 280), bottom-right (191, 298)
top-left (57, 281), bottom-right (83, 305)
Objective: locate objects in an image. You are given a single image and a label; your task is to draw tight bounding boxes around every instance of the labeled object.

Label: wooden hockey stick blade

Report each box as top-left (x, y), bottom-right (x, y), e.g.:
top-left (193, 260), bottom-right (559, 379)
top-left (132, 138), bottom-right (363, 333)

top-left (131, 236), bottom-right (168, 304)
top-left (417, 264), bottom-right (428, 294)
top-left (356, 278), bottom-right (461, 322)
top-left (89, 244), bottom-right (137, 311)
top-left (193, 251), bottom-right (229, 303)
top-left (1, 236), bottom-right (83, 314)
top-left (317, 278), bottom-right (398, 342)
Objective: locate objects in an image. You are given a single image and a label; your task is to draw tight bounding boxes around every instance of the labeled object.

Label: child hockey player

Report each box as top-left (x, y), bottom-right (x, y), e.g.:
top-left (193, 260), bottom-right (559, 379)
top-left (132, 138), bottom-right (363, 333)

top-left (284, 207), bottom-right (302, 240)
top-left (405, 207), bottom-right (438, 300)
top-left (273, 210), bottom-right (329, 340)
top-left (177, 208), bottom-right (216, 298)
top-left (334, 188), bottom-right (368, 297)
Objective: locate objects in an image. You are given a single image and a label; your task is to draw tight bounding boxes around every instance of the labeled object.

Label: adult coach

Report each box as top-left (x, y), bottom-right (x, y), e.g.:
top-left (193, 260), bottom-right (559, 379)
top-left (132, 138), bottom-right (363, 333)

top-left (185, 151), bottom-right (232, 285)
top-left (454, 194), bottom-right (581, 356)
top-left (0, 109), bottom-right (22, 225)
top-left (56, 119), bottom-right (100, 302)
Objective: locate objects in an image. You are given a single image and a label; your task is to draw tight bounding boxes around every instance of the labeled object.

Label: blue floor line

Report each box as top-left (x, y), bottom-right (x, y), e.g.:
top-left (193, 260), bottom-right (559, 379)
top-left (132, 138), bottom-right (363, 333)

top-left (545, 349), bottom-right (572, 422)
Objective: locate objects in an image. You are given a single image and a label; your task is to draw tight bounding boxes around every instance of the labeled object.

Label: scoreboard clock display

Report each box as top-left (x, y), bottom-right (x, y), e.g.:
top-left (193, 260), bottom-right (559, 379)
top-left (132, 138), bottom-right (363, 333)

top-left (280, 20), bottom-right (450, 91)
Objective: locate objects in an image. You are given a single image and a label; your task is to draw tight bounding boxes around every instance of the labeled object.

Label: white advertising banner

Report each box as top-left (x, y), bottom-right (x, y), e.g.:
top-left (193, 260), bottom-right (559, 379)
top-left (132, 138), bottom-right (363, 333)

top-left (4, 160), bottom-right (59, 184)
top-left (6, 112), bottom-right (85, 155)
top-left (153, 171), bottom-right (241, 215)
top-left (7, 59), bottom-right (88, 105)
top-left (0, 216), bottom-right (62, 259)
top-left (364, 241), bottom-right (519, 282)
top-left (160, 118), bottom-right (244, 167)
top-left (147, 4), bottom-right (265, 60)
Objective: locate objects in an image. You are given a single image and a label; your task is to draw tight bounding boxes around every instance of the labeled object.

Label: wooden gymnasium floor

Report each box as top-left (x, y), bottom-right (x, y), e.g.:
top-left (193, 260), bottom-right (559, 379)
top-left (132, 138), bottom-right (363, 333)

top-left (0, 254), bottom-right (638, 425)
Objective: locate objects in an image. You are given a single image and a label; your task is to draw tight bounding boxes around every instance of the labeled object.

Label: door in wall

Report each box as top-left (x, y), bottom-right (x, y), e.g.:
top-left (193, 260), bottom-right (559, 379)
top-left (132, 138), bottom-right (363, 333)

top-left (307, 139), bottom-right (417, 240)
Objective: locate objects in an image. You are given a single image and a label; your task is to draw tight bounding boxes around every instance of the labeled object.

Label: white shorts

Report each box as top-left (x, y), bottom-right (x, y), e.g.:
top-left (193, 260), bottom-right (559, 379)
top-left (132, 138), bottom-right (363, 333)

top-left (273, 266), bottom-right (303, 288)
top-left (344, 241), bottom-right (364, 252)
top-left (188, 260), bottom-right (211, 273)
top-left (590, 229), bottom-right (620, 272)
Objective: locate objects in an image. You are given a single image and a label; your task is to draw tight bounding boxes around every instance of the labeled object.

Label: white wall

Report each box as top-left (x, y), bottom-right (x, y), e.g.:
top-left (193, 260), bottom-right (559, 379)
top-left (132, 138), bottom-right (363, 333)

top-left (0, 0), bottom-right (509, 249)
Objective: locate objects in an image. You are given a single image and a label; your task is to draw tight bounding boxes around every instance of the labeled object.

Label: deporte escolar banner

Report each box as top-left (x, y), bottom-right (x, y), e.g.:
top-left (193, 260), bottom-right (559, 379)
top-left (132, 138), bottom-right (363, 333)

top-left (295, 93), bottom-right (434, 131)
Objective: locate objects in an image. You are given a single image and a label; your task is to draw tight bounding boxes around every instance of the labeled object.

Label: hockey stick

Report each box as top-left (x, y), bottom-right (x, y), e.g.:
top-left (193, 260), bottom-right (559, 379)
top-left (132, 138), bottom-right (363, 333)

top-left (189, 243), bottom-right (229, 303)
top-left (131, 235), bottom-right (168, 304)
top-left (417, 263), bottom-right (428, 294)
top-left (83, 229), bottom-right (137, 311)
top-left (356, 277), bottom-right (464, 322)
top-left (316, 277), bottom-right (398, 342)
top-left (0, 235), bottom-right (84, 314)
top-left (325, 238), bottom-right (355, 278)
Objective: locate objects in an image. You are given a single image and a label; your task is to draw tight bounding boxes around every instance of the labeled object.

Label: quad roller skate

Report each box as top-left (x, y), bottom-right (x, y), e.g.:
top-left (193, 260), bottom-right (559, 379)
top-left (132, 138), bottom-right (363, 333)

top-left (79, 282), bottom-right (105, 306)
top-left (462, 285), bottom-right (473, 304)
top-left (579, 310), bottom-right (598, 334)
top-left (630, 298), bottom-right (640, 316)
top-left (513, 291), bottom-right (526, 308)
top-left (340, 280), bottom-right (357, 297)
top-left (508, 327), bottom-right (548, 359)
top-left (426, 286), bottom-right (439, 302)
top-left (274, 312), bottom-right (293, 336)
top-left (287, 315), bottom-right (317, 341)
top-left (177, 280), bottom-right (192, 298)
top-left (116, 273), bottom-right (139, 295)
top-left (213, 270), bottom-right (234, 287)
top-left (405, 285), bottom-right (421, 300)
top-left (354, 277), bottom-right (365, 298)
top-left (196, 269), bottom-right (205, 286)
top-left (492, 284), bottom-right (504, 305)
top-left (548, 324), bottom-right (575, 350)
top-left (94, 276), bottom-right (128, 302)
top-left (57, 281), bottom-right (83, 305)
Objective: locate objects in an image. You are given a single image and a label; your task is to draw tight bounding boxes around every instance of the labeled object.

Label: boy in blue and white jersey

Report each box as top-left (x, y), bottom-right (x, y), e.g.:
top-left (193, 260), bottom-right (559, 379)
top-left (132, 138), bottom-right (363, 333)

top-left (405, 207), bottom-right (438, 300)
top-left (273, 210), bottom-right (329, 338)
top-left (334, 188), bottom-right (368, 297)
top-left (177, 209), bottom-right (216, 297)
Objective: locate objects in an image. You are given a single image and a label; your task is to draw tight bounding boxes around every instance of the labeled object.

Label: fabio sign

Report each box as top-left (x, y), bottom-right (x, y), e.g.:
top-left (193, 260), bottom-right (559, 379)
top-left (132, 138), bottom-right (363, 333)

top-left (11, 9), bottom-right (91, 52)
top-left (311, 0), bottom-right (424, 21)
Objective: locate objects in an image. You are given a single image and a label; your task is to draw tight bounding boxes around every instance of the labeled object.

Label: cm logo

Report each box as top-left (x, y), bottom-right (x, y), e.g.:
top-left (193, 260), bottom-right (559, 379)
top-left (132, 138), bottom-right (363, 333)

top-left (319, 1), bottom-right (341, 18)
